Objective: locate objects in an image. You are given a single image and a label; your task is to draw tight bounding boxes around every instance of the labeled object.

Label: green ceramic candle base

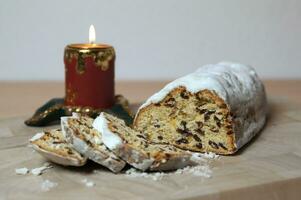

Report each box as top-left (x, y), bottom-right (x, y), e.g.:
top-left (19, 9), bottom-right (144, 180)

top-left (25, 95), bottom-right (133, 127)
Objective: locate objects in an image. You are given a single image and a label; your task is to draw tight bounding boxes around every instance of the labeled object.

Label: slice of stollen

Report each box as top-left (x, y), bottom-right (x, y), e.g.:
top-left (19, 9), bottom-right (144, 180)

top-left (61, 113), bottom-right (126, 173)
top-left (30, 129), bottom-right (87, 166)
top-left (93, 112), bottom-right (196, 171)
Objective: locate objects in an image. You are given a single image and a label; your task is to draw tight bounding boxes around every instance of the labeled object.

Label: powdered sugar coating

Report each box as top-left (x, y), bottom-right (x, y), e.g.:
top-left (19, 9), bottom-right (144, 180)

top-left (92, 113), bottom-right (123, 150)
top-left (29, 132), bottom-right (45, 142)
top-left (136, 62), bottom-right (268, 150)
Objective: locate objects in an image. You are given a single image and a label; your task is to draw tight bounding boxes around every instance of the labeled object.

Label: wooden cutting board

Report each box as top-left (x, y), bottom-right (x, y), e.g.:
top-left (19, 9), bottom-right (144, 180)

top-left (0, 97), bottom-right (301, 200)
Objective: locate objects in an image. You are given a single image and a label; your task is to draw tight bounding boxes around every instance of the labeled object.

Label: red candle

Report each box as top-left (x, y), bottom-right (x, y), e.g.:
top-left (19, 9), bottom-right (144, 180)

top-left (64, 25), bottom-right (115, 109)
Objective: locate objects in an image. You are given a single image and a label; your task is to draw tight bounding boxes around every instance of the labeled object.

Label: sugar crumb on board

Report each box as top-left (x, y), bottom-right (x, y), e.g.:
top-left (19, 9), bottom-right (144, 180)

top-left (41, 179), bottom-right (58, 192)
top-left (15, 167), bottom-right (29, 175)
top-left (125, 152), bottom-right (219, 181)
top-left (15, 163), bottom-right (53, 176)
top-left (82, 178), bottom-right (96, 187)
top-left (31, 163), bottom-right (53, 176)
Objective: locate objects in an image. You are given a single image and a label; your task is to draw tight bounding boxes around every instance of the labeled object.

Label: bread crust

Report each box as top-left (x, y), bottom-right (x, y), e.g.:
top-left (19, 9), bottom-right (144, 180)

top-left (133, 62), bottom-right (267, 155)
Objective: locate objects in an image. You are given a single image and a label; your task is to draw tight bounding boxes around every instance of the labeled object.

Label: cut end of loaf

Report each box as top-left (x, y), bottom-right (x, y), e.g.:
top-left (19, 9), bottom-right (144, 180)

top-left (64, 114), bottom-right (126, 172)
top-left (30, 129), bottom-right (87, 166)
top-left (100, 112), bottom-right (196, 171)
top-left (134, 87), bottom-right (237, 155)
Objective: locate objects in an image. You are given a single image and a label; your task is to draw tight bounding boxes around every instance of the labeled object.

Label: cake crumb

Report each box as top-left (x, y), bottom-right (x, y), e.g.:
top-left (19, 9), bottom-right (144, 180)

top-left (125, 168), bottom-right (165, 181)
top-left (174, 165), bottom-right (212, 178)
top-left (31, 163), bottom-right (53, 176)
top-left (190, 152), bottom-right (219, 164)
top-left (174, 152), bottom-right (217, 178)
top-left (41, 179), bottom-right (58, 192)
top-left (82, 178), bottom-right (95, 187)
top-left (15, 167), bottom-right (29, 175)
top-left (201, 152), bottom-right (219, 159)
top-left (125, 152), bottom-right (218, 180)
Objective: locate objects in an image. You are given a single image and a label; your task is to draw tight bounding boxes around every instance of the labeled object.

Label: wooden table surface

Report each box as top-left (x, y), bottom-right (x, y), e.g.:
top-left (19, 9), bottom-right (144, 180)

top-left (0, 80), bottom-right (301, 200)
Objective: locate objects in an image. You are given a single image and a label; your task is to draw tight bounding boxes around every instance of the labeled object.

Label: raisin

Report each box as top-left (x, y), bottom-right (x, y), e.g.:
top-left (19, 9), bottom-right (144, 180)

top-left (198, 96), bottom-right (209, 103)
top-left (176, 128), bottom-right (182, 133)
top-left (176, 128), bottom-right (192, 136)
top-left (67, 148), bottom-right (73, 155)
top-left (176, 138), bottom-right (189, 144)
top-left (194, 128), bottom-right (205, 136)
top-left (165, 153), bottom-right (171, 159)
top-left (169, 111), bottom-right (176, 117)
top-left (157, 135), bottom-right (163, 140)
top-left (220, 103), bottom-right (227, 109)
top-left (86, 140), bottom-right (93, 146)
top-left (180, 91), bottom-right (189, 99)
top-left (197, 108), bottom-right (207, 114)
top-left (209, 140), bottom-right (219, 149)
top-left (204, 113), bottom-right (210, 121)
top-left (180, 121), bottom-right (187, 128)
top-left (195, 96), bottom-right (207, 107)
top-left (219, 143), bottom-right (228, 150)
top-left (196, 121), bottom-right (203, 128)
top-left (214, 116), bottom-right (221, 127)
top-left (154, 124), bottom-right (160, 128)
top-left (195, 143), bottom-right (203, 149)
top-left (154, 103), bottom-right (161, 106)
top-left (226, 124), bottom-right (232, 129)
top-left (164, 97), bottom-right (176, 107)
top-left (52, 141), bottom-right (63, 144)
top-left (210, 127), bottom-right (219, 133)
top-left (74, 129), bottom-right (81, 137)
top-left (44, 132), bottom-right (51, 136)
top-left (177, 121), bottom-right (192, 136)
top-left (227, 130), bottom-right (233, 135)
top-left (137, 134), bottom-right (146, 139)
top-left (193, 134), bottom-right (202, 142)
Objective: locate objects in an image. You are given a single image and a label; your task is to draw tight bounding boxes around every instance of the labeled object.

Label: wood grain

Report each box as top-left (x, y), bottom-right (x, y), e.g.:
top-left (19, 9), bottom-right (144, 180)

top-left (0, 80), bottom-right (301, 200)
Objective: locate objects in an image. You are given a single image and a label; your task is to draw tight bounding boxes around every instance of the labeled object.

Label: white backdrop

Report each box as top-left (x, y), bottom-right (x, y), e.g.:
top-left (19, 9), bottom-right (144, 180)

top-left (0, 0), bottom-right (300, 80)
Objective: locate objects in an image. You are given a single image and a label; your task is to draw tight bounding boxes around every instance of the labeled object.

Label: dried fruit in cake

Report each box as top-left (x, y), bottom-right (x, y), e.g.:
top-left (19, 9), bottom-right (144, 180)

top-left (30, 129), bottom-right (87, 166)
top-left (61, 113), bottom-right (126, 173)
top-left (93, 112), bottom-right (195, 171)
top-left (133, 62), bottom-right (268, 155)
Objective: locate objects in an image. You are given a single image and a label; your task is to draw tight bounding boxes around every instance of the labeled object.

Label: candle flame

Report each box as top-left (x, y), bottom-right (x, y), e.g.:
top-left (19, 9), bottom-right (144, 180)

top-left (89, 25), bottom-right (96, 44)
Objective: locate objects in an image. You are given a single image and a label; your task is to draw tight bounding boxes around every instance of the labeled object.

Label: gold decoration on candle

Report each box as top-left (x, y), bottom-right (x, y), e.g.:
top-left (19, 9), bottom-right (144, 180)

top-left (64, 45), bottom-right (115, 74)
top-left (95, 47), bottom-right (115, 71)
top-left (65, 84), bottom-right (77, 104)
